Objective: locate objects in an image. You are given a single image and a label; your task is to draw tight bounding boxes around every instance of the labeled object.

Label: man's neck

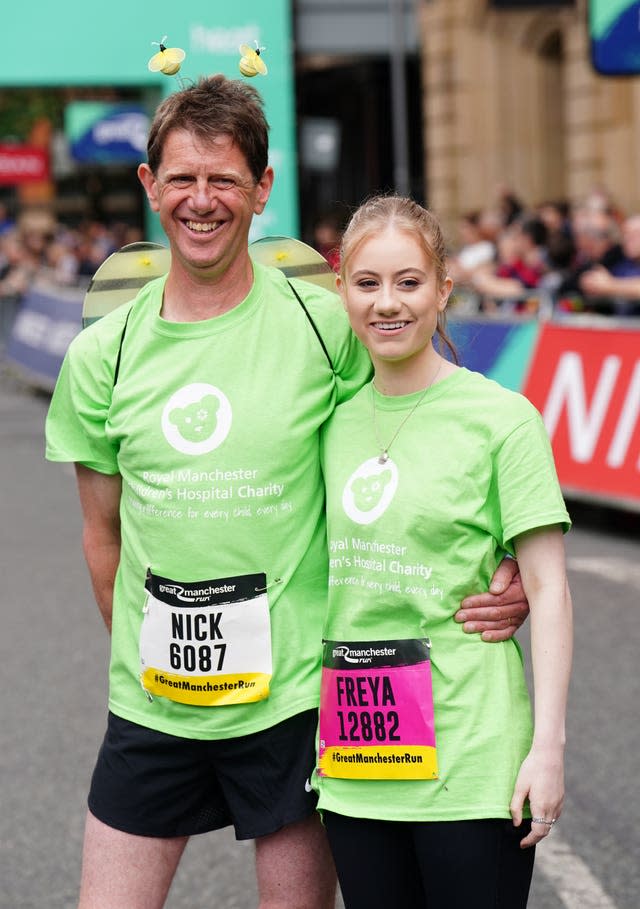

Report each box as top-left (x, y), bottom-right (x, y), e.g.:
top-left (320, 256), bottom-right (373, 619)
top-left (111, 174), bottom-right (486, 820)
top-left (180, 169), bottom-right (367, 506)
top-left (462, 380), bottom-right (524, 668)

top-left (161, 260), bottom-right (254, 322)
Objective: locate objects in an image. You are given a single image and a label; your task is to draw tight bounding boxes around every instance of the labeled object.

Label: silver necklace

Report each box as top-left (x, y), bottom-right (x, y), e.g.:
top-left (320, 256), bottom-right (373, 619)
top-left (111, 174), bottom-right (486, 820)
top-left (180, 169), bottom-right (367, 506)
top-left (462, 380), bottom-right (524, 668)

top-left (371, 361), bottom-right (443, 464)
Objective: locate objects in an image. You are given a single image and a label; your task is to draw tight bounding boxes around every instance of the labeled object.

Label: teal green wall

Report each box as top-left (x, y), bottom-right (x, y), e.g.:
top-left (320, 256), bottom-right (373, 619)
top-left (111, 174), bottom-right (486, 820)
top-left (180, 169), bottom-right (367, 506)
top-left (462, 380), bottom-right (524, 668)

top-left (2, 1), bottom-right (298, 239)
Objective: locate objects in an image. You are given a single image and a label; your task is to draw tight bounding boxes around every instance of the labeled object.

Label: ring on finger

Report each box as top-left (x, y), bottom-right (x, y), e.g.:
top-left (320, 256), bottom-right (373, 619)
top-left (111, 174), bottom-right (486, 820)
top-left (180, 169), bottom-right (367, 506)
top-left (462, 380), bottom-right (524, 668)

top-left (532, 817), bottom-right (556, 827)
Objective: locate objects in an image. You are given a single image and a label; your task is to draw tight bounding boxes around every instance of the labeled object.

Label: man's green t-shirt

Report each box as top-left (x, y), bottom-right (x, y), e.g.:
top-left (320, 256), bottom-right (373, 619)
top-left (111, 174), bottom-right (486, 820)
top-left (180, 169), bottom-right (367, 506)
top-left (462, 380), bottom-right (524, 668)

top-left (45, 262), bottom-right (371, 740)
top-left (317, 368), bottom-right (570, 821)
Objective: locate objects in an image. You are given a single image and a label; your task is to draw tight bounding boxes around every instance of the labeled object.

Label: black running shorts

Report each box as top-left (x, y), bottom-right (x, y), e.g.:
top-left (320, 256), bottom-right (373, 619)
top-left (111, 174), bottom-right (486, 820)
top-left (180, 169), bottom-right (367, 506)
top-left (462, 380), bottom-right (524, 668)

top-left (88, 709), bottom-right (318, 840)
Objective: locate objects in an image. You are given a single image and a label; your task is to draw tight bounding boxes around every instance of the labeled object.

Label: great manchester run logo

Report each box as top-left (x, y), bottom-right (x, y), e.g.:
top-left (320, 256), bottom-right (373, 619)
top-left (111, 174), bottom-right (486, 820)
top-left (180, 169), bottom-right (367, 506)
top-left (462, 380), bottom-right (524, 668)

top-left (331, 644), bottom-right (397, 664)
top-left (342, 456), bottom-right (398, 525)
top-left (161, 383), bottom-right (232, 456)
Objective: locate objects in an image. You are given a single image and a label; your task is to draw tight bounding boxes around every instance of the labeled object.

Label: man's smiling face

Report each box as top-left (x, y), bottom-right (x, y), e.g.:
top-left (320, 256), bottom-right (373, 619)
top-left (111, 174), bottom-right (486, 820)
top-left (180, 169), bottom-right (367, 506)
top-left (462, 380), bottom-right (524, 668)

top-left (138, 129), bottom-right (273, 283)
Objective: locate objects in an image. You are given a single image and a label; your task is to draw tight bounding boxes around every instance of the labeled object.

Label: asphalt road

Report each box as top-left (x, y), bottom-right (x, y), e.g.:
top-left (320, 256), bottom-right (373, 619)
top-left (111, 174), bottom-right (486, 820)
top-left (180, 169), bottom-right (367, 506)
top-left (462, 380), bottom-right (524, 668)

top-left (1, 372), bottom-right (638, 909)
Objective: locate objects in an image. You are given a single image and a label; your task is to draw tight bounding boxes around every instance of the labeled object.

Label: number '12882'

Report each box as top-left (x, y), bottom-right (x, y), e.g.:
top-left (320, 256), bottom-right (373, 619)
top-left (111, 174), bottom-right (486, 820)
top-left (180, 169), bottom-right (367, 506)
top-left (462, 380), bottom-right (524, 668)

top-left (337, 709), bottom-right (400, 742)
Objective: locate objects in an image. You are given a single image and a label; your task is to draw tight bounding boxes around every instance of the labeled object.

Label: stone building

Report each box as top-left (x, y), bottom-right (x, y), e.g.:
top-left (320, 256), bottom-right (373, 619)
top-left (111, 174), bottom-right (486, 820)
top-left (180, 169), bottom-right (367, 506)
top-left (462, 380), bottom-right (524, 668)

top-left (419, 0), bottom-right (640, 231)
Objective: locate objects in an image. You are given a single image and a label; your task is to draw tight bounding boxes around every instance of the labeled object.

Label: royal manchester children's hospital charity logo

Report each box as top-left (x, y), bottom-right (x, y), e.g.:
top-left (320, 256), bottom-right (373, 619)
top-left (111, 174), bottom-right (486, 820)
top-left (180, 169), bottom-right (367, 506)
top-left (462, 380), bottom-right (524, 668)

top-left (342, 457), bottom-right (399, 525)
top-left (161, 383), bottom-right (232, 455)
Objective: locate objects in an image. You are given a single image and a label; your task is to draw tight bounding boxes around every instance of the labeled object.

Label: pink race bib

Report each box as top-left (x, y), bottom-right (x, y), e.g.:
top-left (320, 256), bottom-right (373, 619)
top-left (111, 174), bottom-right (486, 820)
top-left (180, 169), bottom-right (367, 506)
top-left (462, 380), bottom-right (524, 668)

top-left (318, 638), bottom-right (438, 780)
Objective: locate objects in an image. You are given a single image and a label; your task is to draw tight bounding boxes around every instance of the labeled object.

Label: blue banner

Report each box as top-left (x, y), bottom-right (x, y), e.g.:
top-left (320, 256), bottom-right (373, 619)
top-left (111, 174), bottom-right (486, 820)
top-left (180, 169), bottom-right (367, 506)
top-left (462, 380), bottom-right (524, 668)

top-left (589, 0), bottom-right (640, 75)
top-left (66, 103), bottom-right (150, 163)
top-left (5, 286), bottom-right (83, 390)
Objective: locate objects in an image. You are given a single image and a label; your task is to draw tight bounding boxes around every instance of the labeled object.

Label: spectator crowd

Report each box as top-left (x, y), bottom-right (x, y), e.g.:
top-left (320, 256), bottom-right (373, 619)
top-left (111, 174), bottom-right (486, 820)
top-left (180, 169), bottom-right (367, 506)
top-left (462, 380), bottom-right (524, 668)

top-left (0, 204), bottom-right (142, 346)
top-left (446, 184), bottom-right (640, 318)
top-left (0, 204), bottom-right (142, 300)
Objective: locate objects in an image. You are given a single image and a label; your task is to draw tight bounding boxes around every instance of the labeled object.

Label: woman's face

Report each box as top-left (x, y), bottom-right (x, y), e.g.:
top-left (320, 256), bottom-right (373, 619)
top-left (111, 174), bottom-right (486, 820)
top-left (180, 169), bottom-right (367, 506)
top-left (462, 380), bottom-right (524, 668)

top-left (337, 226), bottom-right (451, 371)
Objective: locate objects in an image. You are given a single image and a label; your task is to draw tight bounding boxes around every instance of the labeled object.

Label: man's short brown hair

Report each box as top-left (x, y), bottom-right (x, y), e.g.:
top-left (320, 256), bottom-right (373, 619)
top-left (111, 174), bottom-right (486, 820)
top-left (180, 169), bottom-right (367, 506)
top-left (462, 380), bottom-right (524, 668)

top-left (146, 75), bottom-right (270, 182)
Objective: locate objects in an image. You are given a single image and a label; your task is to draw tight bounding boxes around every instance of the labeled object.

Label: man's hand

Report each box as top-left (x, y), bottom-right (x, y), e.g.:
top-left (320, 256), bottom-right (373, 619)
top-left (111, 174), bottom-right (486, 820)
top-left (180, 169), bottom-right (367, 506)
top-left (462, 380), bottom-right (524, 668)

top-left (579, 265), bottom-right (613, 296)
top-left (454, 557), bottom-right (530, 642)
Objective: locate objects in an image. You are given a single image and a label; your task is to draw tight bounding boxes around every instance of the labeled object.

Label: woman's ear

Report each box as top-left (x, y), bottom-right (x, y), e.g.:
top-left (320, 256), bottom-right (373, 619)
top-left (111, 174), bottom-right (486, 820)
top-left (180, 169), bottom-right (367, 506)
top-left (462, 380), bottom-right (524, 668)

top-left (439, 275), bottom-right (454, 311)
top-left (335, 275), bottom-right (347, 310)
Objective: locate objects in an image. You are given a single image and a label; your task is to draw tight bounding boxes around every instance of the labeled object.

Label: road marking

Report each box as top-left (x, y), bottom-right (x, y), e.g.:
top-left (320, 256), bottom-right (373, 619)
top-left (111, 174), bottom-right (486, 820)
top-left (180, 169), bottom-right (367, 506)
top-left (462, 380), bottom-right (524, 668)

top-left (567, 556), bottom-right (640, 590)
top-left (537, 835), bottom-right (617, 908)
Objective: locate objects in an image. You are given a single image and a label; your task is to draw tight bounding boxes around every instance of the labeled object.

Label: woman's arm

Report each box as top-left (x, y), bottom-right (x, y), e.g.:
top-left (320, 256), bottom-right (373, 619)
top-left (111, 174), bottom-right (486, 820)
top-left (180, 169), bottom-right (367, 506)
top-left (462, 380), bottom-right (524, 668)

top-left (509, 525), bottom-right (573, 848)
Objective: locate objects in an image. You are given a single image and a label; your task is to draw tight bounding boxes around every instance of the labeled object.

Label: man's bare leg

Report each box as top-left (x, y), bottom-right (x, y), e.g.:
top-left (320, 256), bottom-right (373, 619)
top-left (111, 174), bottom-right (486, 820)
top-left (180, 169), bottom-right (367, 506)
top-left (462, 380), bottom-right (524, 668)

top-left (255, 814), bottom-right (337, 909)
top-left (78, 811), bottom-right (189, 909)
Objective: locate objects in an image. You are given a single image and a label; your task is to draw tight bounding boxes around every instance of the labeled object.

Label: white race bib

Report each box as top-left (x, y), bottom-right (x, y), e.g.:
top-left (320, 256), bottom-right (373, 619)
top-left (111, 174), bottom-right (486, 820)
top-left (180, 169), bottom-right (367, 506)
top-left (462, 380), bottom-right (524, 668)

top-left (140, 570), bottom-right (272, 706)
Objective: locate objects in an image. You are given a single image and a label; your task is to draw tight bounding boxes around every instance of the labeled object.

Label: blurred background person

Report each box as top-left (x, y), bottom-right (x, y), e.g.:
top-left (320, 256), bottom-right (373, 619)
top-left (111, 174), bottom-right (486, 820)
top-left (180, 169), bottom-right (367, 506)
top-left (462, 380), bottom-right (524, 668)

top-left (0, 201), bottom-right (16, 236)
top-left (556, 208), bottom-right (624, 312)
top-left (535, 200), bottom-right (576, 298)
top-left (494, 183), bottom-right (525, 227)
top-left (578, 213), bottom-right (640, 316)
top-left (312, 210), bottom-right (345, 273)
top-left (464, 214), bottom-right (550, 314)
top-left (0, 230), bottom-right (38, 300)
top-left (447, 210), bottom-right (496, 286)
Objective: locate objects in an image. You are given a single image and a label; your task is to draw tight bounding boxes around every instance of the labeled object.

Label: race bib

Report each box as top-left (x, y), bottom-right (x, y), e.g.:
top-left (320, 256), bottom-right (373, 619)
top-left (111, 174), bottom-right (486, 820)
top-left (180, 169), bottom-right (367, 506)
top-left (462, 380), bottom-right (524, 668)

top-left (139, 570), bottom-right (272, 706)
top-left (318, 638), bottom-right (438, 780)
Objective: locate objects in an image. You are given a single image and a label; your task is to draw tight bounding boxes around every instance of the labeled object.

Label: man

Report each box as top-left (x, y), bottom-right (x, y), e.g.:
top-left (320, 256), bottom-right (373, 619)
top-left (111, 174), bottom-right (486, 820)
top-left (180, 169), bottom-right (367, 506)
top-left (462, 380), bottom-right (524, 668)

top-left (46, 76), bottom-right (528, 909)
top-left (579, 213), bottom-right (640, 315)
top-left (557, 208), bottom-right (625, 307)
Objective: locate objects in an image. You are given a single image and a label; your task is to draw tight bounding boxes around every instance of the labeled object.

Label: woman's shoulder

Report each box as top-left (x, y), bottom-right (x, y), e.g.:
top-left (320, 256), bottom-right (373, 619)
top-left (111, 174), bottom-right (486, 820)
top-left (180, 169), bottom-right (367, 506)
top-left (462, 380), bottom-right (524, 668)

top-left (458, 367), bottom-right (537, 411)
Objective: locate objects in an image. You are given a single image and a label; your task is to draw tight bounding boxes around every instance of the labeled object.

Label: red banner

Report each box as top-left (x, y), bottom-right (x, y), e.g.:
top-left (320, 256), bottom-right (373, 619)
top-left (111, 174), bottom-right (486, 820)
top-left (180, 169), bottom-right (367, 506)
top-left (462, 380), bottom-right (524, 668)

top-left (0, 144), bottom-right (49, 185)
top-left (523, 324), bottom-right (640, 508)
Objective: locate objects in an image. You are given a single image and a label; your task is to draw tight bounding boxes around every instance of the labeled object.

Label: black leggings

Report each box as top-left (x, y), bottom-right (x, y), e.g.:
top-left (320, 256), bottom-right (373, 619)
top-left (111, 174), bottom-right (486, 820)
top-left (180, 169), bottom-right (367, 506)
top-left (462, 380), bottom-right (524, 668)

top-left (322, 812), bottom-right (535, 909)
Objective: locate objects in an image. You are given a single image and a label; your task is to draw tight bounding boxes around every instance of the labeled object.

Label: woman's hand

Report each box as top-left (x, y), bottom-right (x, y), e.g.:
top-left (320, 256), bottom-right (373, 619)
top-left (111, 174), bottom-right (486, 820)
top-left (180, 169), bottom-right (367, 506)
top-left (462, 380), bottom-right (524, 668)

top-left (510, 746), bottom-right (565, 848)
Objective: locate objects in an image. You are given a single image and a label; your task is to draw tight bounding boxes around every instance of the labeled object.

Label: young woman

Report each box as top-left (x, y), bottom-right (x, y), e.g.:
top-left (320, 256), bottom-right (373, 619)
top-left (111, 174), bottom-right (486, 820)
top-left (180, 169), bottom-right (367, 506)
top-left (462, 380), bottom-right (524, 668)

top-left (315, 196), bottom-right (572, 908)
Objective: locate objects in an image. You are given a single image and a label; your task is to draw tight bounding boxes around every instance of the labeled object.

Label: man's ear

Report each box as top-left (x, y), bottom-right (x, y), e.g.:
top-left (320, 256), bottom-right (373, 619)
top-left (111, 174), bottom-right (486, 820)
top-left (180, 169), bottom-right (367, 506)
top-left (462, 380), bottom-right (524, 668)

top-left (253, 166), bottom-right (275, 215)
top-left (138, 163), bottom-right (160, 212)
